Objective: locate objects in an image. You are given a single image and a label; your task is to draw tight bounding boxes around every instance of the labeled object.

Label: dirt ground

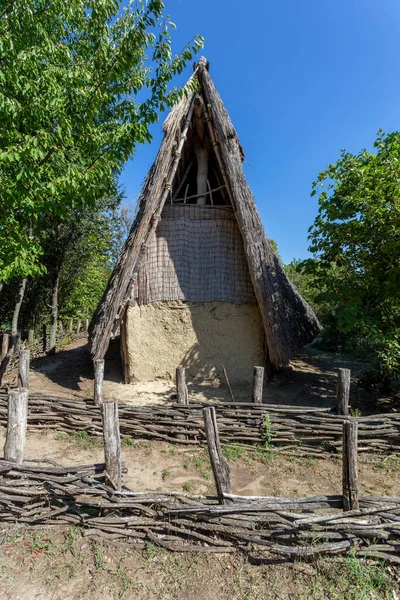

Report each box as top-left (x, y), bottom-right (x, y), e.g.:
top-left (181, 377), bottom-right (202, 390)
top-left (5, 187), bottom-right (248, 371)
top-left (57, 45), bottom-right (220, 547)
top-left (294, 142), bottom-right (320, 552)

top-left (0, 431), bottom-right (399, 499)
top-left (1, 339), bottom-right (400, 598)
top-left (0, 433), bottom-right (399, 600)
top-left (5, 335), bottom-right (397, 413)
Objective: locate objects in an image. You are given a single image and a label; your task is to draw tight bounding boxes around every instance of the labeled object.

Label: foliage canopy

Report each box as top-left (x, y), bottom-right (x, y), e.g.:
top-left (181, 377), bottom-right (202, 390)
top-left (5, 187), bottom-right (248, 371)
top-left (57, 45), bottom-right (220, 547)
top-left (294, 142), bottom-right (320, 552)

top-left (0, 0), bottom-right (202, 279)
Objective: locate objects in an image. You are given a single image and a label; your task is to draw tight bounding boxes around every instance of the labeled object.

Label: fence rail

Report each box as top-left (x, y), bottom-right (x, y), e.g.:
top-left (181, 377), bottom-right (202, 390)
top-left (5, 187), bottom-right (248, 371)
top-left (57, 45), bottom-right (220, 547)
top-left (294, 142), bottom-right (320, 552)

top-left (0, 391), bottom-right (399, 455)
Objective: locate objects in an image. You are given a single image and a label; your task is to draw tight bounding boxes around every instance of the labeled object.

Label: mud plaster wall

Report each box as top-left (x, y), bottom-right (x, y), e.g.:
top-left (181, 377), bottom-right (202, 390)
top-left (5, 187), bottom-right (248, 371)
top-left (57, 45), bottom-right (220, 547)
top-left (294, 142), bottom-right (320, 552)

top-left (121, 301), bottom-right (266, 384)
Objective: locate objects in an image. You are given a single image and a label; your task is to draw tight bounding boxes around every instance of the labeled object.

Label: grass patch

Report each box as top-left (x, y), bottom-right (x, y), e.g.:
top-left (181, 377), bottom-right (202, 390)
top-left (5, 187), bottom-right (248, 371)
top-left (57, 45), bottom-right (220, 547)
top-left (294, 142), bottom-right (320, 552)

top-left (183, 481), bottom-right (194, 493)
top-left (55, 430), bottom-right (103, 450)
top-left (301, 553), bottom-right (397, 599)
top-left (222, 444), bottom-right (246, 461)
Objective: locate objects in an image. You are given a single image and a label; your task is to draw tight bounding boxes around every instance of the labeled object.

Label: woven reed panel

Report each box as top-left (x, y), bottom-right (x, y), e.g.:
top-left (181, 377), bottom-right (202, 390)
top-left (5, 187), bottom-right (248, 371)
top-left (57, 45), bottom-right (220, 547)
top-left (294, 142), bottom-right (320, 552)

top-left (135, 205), bottom-right (256, 305)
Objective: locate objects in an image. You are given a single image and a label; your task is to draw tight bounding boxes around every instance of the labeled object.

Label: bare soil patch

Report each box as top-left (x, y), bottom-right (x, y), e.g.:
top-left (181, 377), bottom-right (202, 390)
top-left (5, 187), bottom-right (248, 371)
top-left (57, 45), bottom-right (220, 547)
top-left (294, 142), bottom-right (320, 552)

top-left (5, 336), bottom-right (396, 413)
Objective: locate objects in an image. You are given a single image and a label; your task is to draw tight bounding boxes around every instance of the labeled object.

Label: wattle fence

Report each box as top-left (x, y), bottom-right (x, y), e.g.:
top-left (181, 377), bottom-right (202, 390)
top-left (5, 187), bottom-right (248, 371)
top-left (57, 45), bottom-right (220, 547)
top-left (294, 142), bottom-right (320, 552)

top-left (0, 390), bottom-right (399, 456)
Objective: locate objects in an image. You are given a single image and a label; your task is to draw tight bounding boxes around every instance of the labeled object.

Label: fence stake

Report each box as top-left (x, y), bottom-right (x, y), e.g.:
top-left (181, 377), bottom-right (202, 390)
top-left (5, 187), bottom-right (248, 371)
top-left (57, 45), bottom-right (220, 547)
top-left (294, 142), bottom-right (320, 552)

top-left (203, 406), bottom-right (231, 503)
top-left (94, 359), bottom-right (105, 406)
top-left (18, 349), bottom-right (30, 389)
top-left (102, 401), bottom-right (122, 490)
top-left (42, 324), bottom-right (47, 353)
top-left (68, 318), bottom-right (73, 335)
top-left (1, 333), bottom-right (9, 362)
top-left (85, 318), bottom-right (89, 331)
top-left (252, 366), bottom-right (264, 404)
top-left (27, 329), bottom-right (34, 345)
top-left (176, 367), bottom-right (188, 404)
top-left (76, 318), bottom-right (81, 334)
top-left (342, 420), bottom-right (359, 511)
top-left (337, 368), bottom-right (351, 415)
top-left (4, 388), bottom-right (29, 464)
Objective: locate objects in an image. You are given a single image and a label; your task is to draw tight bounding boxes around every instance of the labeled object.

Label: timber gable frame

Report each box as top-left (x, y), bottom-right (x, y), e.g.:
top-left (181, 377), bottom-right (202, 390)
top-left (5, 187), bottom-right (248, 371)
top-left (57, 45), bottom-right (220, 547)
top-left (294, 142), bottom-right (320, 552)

top-left (90, 57), bottom-right (321, 368)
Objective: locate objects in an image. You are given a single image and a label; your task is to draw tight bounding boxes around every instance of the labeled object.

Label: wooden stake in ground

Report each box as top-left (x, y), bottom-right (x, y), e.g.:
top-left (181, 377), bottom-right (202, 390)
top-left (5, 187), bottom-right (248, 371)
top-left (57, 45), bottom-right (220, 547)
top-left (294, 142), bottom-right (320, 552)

top-left (4, 388), bottom-right (29, 464)
top-left (27, 329), bottom-right (34, 345)
top-left (102, 401), bottom-right (122, 490)
top-left (342, 420), bottom-right (359, 511)
top-left (85, 318), bottom-right (89, 332)
top-left (252, 366), bottom-right (264, 404)
top-left (176, 367), bottom-right (189, 404)
top-left (18, 349), bottom-right (30, 389)
top-left (337, 368), bottom-right (350, 416)
top-left (222, 366), bottom-right (235, 402)
top-left (76, 318), bottom-right (81, 334)
top-left (203, 406), bottom-right (231, 503)
top-left (94, 359), bottom-right (105, 406)
top-left (68, 318), bottom-right (73, 335)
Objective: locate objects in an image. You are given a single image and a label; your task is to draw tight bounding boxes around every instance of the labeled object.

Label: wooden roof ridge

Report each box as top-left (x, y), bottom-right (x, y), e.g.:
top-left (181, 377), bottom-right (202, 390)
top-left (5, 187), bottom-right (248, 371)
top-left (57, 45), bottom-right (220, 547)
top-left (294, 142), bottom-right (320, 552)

top-left (89, 59), bottom-right (321, 366)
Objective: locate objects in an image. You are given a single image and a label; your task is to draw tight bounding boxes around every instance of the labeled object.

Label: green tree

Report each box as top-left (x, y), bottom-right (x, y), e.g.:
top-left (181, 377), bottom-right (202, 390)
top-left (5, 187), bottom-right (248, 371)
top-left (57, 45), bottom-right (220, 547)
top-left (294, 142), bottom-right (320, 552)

top-left (0, 0), bottom-right (203, 280)
top-left (308, 131), bottom-right (400, 378)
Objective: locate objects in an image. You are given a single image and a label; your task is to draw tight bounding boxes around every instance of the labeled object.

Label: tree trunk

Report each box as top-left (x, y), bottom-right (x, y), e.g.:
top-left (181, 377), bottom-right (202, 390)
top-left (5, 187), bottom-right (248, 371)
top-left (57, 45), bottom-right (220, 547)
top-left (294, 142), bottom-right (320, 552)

top-left (49, 273), bottom-right (60, 355)
top-left (0, 278), bottom-right (27, 384)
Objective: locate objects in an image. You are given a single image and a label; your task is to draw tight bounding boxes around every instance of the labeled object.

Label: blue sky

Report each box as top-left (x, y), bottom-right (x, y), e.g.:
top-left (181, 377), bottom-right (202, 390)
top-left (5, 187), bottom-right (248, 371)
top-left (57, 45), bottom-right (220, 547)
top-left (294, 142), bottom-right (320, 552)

top-left (120, 0), bottom-right (400, 264)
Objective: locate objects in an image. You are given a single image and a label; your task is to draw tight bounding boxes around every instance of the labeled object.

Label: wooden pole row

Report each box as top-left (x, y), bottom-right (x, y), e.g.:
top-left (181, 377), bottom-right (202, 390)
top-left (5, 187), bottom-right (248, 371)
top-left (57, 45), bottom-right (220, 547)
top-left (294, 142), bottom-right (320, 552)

top-left (202, 405), bottom-right (359, 512)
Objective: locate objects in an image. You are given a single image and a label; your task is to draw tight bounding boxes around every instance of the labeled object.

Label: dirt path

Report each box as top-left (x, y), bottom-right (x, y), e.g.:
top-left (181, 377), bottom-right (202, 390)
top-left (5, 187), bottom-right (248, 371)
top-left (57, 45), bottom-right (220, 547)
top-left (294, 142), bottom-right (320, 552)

top-left (4, 336), bottom-right (383, 411)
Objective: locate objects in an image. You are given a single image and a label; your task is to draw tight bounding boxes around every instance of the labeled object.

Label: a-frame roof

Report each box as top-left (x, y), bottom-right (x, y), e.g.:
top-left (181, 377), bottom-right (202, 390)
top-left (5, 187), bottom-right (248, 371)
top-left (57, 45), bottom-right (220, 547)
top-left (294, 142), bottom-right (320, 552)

top-left (90, 57), bottom-right (321, 367)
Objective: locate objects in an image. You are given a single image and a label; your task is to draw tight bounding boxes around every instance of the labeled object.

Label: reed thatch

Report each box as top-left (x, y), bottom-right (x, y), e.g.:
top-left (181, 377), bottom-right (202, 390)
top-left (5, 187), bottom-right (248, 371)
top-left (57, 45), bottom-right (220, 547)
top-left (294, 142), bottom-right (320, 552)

top-left (90, 57), bottom-right (320, 366)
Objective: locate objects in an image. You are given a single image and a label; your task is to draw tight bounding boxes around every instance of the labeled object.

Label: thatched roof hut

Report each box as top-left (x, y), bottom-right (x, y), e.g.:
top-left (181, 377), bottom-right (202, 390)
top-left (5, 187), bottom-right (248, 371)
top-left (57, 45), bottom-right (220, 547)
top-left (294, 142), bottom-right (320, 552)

top-left (90, 57), bottom-right (320, 384)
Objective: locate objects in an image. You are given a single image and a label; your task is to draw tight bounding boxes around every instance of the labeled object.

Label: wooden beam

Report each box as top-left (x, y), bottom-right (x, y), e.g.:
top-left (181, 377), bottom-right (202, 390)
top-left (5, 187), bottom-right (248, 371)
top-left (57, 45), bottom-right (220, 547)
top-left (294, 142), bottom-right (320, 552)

top-left (4, 388), bottom-right (28, 464)
top-left (18, 349), bottom-right (30, 389)
top-left (102, 401), bottom-right (122, 490)
top-left (337, 368), bottom-right (351, 415)
top-left (252, 366), bottom-right (264, 404)
top-left (176, 367), bottom-right (189, 404)
top-left (203, 407), bottom-right (231, 503)
top-left (342, 420), bottom-right (359, 511)
top-left (94, 359), bottom-right (105, 406)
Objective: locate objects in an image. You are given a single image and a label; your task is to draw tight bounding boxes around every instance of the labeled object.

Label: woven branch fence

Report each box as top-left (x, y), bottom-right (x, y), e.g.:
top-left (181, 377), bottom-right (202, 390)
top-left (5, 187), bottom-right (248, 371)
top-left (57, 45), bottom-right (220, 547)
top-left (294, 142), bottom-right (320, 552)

top-left (0, 391), bottom-right (399, 456)
top-left (0, 459), bottom-right (400, 561)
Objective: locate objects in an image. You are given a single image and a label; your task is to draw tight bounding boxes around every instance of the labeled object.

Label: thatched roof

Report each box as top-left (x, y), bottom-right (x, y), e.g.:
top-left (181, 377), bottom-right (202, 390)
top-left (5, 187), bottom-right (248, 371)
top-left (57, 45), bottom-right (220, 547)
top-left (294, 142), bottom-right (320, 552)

top-left (90, 57), bottom-right (321, 367)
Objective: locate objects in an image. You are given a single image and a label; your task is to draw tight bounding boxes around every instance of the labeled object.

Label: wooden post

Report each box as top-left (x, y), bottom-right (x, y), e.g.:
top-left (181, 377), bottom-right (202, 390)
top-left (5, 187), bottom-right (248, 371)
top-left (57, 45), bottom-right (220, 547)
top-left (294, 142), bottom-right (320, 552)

top-left (342, 420), bottom-right (359, 511)
top-left (4, 388), bottom-right (29, 464)
top-left (68, 318), bottom-right (73, 334)
top-left (76, 318), bottom-right (81, 334)
top-left (85, 318), bottom-right (89, 331)
top-left (42, 324), bottom-right (47, 353)
top-left (94, 359), bottom-right (105, 406)
top-left (176, 367), bottom-right (188, 404)
top-left (58, 320), bottom-right (64, 334)
top-left (1, 333), bottom-right (9, 362)
top-left (18, 349), bottom-right (30, 389)
top-left (102, 401), bottom-right (122, 490)
top-left (252, 366), bottom-right (264, 404)
top-left (27, 329), bottom-right (34, 345)
top-left (337, 368), bottom-right (351, 415)
top-left (203, 407), bottom-right (231, 503)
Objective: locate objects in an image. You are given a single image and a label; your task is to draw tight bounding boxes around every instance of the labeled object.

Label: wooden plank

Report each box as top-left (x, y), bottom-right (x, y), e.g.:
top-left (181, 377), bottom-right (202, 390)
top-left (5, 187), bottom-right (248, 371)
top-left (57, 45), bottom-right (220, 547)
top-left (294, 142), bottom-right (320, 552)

top-left (252, 366), bottom-right (264, 404)
top-left (102, 401), bottom-right (122, 490)
top-left (342, 420), bottom-right (359, 511)
top-left (337, 368), bottom-right (351, 415)
top-left (203, 407), bottom-right (231, 503)
top-left (4, 388), bottom-right (29, 464)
